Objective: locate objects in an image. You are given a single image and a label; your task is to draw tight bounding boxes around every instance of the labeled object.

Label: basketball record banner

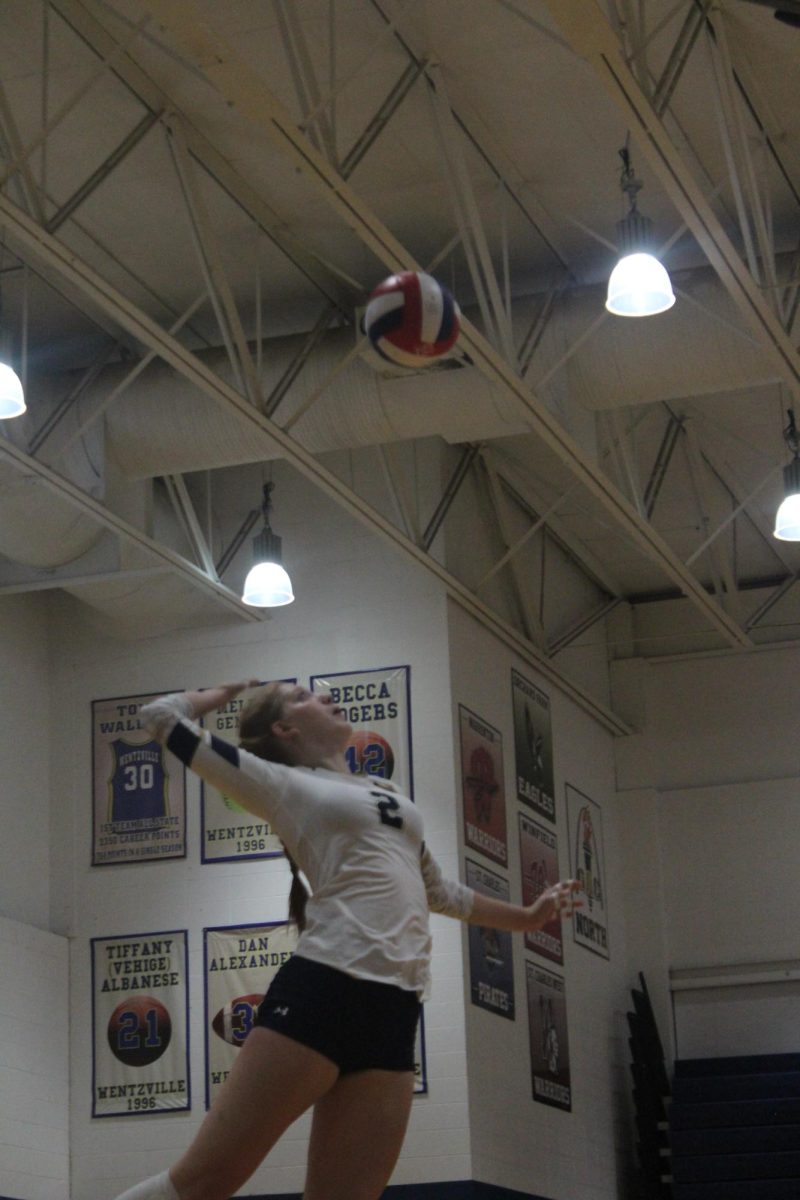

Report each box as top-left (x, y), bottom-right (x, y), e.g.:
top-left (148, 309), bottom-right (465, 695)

top-left (526, 962), bottom-right (571, 1111)
top-left (511, 670), bottom-right (555, 823)
top-left (92, 692), bottom-right (186, 866)
top-left (201, 680), bottom-right (295, 864)
top-left (91, 930), bottom-right (189, 1117)
top-left (459, 705), bottom-right (507, 867)
top-left (567, 784), bottom-right (610, 959)
top-left (519, 813), bottom-right (563, 965)
top-left (310, 666), bottom-right (412, 795)
top-left (466, 859), bottom-right (515, 1020)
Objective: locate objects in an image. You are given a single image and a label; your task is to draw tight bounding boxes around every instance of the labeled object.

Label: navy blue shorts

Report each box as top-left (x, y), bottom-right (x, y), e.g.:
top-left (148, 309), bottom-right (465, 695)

top-left (255, 954), bottom-right (420, 1074)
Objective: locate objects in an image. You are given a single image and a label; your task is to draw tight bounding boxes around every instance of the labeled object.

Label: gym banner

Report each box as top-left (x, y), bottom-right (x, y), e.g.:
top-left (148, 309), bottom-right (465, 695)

top-left (310, 665), bottom-right (413, 796)
top-left (511, 670), bottom-right (555, 823)
top-left (526, 962), bottom-right (571, 1112)
top-left (466, 859), bottom-right (515, 1020)
top-left (459, 705), bottom-right (507, 867)
top-left (91, 930), bottom-right (189, 1117)
top-left (519, 813), bottom-right (563, 965)
top-left (204, 922), bottom-right (427, 1103)
top-left (200, 680), bottom-right (295, 864)
top-left (204, 921), bottom-right (297, 1108)
top-left (566, 784), bottom-right (610, 959)
top-left (92, 692), bottom-right (186, 866)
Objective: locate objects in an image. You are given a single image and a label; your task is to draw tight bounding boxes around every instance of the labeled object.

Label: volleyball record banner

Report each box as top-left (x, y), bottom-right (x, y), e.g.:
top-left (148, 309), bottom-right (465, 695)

top-left (200, 680), bottom-right (295, 864)
top-left (91, 930), bottom-right (189, 1117)
top-left (92, 693), bottom-right (186, 866)
top-left (459, 705), bottom-right (507, 868)
top-left (566, 784), bottom-right (610, 959)
top-left (204, 923), bottom-right (428, 1101)
top-left (511, 670), bottom-right (555, 823)
top-left (519, 813), bottom-right (563, 966)
top-left (310, 666), bottom-right (412, 795)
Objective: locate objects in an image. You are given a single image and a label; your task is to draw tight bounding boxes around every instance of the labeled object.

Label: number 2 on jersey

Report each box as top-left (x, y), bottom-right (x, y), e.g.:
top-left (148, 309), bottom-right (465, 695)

top-left (372, 790), bottom-right (403, 829)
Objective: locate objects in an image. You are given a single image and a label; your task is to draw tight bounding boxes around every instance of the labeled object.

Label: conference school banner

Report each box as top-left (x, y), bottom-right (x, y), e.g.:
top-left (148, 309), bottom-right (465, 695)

top-left (511, 670), bottom-right (554, 823)
top-left (310, 666), bottom-right (413, 795)
top-left (566, 784), bottom-right (610, 959)
top-left (92, 692), bottom-right (186, 866)
top-left (466, 859), bottom-right (515, 1020)
top-left (526, 962), bottom-right (571, 1112)
top-left (91, 930), bottom-right (189, 1117)
top-left (201, 680), bottom-right (295, 864)
top-left (519, 812), bottom-right (563, 965)
top-left (459, 705), bottom-right (507, 867)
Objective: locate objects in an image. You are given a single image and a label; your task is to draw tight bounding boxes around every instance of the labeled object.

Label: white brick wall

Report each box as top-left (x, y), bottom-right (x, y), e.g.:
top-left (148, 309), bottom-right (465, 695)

top-left (0, 917), bottom-right (69, 1200)
top-left (448, 602), bottom-right (631, 1200)
top-left (49, 469), bottom-right (473, 1200)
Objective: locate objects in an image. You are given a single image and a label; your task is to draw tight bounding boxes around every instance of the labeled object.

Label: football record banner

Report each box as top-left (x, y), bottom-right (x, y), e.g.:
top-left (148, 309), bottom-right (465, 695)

top-left (310, 665), bottom-right (412, 795)
top-left (201, 680), bottom-right (295, 864)
top-left (466, 859), bottom-right (515, 1020)
top-left (567, 784), bottom-right (610, 959)
top-left (526, 961), bottom-right (571, 1111)
top-left (91, 930), bottom-right (189, 1117)
top-left (204, 923), bottom-right (427, 1101)
top-left (519, 813), bottom-right (563, 965)
top-left (204, 922), bottom-right (297, 1109)
top-left (459, 705), bottom-right (507, 867)
top-left (511, 670), bottom-right (555, 823)
top-left (92, 692), bottom-right (186, 866)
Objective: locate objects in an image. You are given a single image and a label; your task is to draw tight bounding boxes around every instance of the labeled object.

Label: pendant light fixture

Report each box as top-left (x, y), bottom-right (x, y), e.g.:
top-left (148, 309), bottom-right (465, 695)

top-left (241, 482), bottom-right (295, 606)
top-left (0, 261), bottom-right (24, 417)
top-left (0, 359), bottom-right (25, 418)
top-left (606, 141), bottom-right (675, 318)
top-left (773, 409), bottom-right (800, 541)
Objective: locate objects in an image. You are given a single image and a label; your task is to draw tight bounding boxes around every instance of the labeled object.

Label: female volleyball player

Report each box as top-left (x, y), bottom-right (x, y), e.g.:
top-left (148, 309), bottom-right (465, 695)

top-left (114, 680), bottom-right (581, 1200)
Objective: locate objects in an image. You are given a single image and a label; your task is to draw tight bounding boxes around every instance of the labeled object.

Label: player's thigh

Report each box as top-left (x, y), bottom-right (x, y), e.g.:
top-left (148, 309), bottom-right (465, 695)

top-left (172, 1027), bottom-right (339, 1200)
top-left (304, 1069), bottom-right (415, 1200)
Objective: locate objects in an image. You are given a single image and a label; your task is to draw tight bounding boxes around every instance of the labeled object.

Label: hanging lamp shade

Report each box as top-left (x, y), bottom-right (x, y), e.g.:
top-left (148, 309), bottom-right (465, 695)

top-left (606, 210), bottom-right (675, 317)
top-left (0, 361), bottom-right (25, 418)
top-left (773, 458), bottom-right (800, 542)
top-left (242, 528), bottom-right (294, 606)
top-left (606, 251), bottom-right (676, 317)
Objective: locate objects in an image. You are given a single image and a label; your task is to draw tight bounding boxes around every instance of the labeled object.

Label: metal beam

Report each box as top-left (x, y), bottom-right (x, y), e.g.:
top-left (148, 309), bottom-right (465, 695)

top-left (0, 191), bottom-right (628, 734)
top-left (165, 114), bottom-right (263, 406)
top-left (163, 474), bottom-right (219, 579)
top-left (479, 453), bottom-right (548, 649)
top-left (45, 107), bottom-right (162, 233)
top-left (0, 435), bottom-right (261, 620)
top-left (136, 0), bottom-right (752, 649)
top-left (50, 0), bottom-right (358, 313)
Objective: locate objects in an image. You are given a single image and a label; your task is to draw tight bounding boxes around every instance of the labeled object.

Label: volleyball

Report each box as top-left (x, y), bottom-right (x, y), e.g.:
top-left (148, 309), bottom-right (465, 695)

top-left (364, 271), bottom-right (460, 368)
top-left (107, 995), bottom-right (172, 1067)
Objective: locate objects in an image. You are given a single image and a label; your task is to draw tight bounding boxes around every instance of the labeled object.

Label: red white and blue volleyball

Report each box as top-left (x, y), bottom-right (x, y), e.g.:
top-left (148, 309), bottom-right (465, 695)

top-left (364, 271), bottom-right (460, 369)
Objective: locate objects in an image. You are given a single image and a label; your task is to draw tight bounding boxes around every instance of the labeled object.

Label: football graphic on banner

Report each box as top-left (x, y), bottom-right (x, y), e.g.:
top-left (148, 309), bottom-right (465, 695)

top-left (211, 993), bottom-right (264, 1047)
top-left (107, 995), bottom-right (172, 1067)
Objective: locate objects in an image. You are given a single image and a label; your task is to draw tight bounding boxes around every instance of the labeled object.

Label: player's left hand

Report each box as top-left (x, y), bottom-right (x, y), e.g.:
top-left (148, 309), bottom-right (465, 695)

top-left (524, 879), bottom-right (583, 930)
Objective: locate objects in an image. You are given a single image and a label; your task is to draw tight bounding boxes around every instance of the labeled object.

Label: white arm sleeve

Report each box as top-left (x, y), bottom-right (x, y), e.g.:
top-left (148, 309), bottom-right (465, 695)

top-left (420, 845), bottom-right (474, 920)
top-left (139, 693), bottom-right (292, 830)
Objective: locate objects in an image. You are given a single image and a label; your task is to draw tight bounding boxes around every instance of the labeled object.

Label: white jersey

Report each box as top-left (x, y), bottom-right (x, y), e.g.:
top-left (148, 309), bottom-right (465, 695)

top-left (141, 694), bottom-right (473, 998)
